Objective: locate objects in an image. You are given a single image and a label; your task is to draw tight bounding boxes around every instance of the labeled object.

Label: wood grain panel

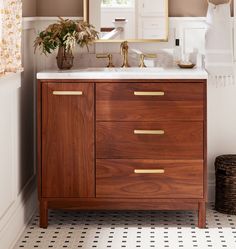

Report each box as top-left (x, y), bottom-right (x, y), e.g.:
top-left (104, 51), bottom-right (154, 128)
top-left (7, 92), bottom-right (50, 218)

top-left (42, 83), bottom-right (95, 198)
top-left (96, 159), bottom-right (203, 198)
top-left (38, 79), bottom-right (207, 228)
top-left (46, 198), bottom-right (199, 211)
top-left (97, 100), bottom-right (203, 121)
top-left (96, 83), bottom-right (204, 121)
top-left (96, 122), bottom-right (203, 159)
top-left (37, 80), bottom-right (42, 199)
top-left (96, 83), bottom-right (204, 101)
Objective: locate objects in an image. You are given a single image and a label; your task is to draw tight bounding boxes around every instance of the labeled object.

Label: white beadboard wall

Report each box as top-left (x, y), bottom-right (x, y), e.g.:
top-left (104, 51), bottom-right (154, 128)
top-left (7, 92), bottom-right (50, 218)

top-left (0, 21), bottom-right (37, 249)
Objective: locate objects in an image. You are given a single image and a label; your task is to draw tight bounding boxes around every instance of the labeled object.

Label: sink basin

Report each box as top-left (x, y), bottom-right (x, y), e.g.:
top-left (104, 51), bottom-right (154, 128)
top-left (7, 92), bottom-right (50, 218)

top-left (79, 67), bottom-right (117, 72)
top-left (116, 67), bottom-right (165, 73)
top-left (80, 67), bottom-right (164, 73)
top-left (37, 67), bottom-right (208, 80)
top-left (53, 67), bottom-right (167, 79)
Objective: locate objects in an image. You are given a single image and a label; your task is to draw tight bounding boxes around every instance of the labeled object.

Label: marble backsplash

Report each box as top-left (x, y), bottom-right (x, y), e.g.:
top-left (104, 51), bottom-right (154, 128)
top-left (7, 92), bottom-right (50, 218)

top-left (36, 48), bottom-right (175, 71)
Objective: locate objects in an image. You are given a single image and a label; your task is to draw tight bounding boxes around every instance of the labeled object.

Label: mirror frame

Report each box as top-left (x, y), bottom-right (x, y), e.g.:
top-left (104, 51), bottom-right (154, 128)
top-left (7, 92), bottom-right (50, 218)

top-left (83, 0), bottom-right (169, 43)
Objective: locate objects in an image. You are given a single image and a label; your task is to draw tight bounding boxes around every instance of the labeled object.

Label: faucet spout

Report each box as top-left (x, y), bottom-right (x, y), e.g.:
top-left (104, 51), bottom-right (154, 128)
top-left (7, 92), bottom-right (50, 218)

top-left (120, 41), bottom-right (130, 68)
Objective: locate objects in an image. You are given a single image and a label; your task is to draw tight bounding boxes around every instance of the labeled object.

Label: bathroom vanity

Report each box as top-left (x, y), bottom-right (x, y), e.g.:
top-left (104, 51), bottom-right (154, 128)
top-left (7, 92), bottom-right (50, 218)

top-left (37, 68), bottom-right (208, 228)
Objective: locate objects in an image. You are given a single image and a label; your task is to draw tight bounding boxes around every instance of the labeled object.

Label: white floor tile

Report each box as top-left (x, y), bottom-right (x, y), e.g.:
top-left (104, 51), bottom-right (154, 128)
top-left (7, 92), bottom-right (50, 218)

top-left (13, 204), bottom-right (236, 249)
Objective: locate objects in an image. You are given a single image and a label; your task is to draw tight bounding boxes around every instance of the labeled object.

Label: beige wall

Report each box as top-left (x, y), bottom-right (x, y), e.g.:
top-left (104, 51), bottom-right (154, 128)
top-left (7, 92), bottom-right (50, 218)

top-left (169, 0), bottom-right (233, 17)
top-left (22, 0), bottom-right (37, 17)
top-left (35, 0), bottom-right (233, 17)
top-left (37, 0), bottom-right (83, 17)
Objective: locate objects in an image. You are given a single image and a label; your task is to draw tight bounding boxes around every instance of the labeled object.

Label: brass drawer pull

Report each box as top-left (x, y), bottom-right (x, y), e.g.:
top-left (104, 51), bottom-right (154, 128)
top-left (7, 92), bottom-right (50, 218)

top-left (134, 91), bottom-right (165, 96)
top-left (134, 130), bottom-right (165, 135)
top-left (134, 169), bottom-right (165, 174)
top-left (53, 91), bottom-right (83, 96)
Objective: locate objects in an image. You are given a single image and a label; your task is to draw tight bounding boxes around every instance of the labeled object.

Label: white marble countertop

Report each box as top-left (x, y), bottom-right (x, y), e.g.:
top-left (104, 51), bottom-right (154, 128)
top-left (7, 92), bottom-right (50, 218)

top-left (37, 67), bottom-right (208, 80)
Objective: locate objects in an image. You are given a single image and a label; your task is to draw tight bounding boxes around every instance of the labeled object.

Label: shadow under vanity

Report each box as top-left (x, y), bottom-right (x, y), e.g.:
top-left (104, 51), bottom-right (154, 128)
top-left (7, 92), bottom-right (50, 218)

top-left (37, 68), bottom-right (207, 229)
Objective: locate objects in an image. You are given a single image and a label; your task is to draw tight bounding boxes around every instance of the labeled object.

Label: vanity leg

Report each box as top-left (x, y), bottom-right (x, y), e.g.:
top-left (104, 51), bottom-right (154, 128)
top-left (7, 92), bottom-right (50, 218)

top-left (40, 200), bottom-right (48, 228)
top-left (198, 202), bottom-right (206, 229)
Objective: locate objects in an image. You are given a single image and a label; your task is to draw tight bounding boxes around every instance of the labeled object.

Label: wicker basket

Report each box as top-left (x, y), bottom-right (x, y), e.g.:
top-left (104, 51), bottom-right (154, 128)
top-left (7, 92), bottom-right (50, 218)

top-left (215, 155), bottom-right (236, 215)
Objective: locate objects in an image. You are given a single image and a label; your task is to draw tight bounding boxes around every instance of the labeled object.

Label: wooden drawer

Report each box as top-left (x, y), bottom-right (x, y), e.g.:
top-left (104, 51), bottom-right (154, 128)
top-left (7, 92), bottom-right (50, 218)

top-left (96, 83), bottom-right (204, 101)
top-left (96, 82), bottom-right (204, 121)
top-left (96, 159), bottom-right (204, 198)
top-left (96, 121), bottom-right (203, 159)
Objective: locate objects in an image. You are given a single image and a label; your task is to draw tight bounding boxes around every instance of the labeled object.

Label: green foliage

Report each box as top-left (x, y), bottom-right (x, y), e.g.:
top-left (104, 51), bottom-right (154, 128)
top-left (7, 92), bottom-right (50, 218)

top-left (34, 17), bottom-right (99, 55)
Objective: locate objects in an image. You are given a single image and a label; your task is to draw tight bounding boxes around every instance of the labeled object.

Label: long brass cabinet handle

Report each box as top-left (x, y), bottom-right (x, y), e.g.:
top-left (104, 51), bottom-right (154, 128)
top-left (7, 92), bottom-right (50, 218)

top-left (134, 91), bottom-right (165, 96)
top-left (134, 130), bottom-right (165, 135)
top-left (53, 91), bottom-right (83, 96)
top-left (134, 169), bottom-right (165, 174)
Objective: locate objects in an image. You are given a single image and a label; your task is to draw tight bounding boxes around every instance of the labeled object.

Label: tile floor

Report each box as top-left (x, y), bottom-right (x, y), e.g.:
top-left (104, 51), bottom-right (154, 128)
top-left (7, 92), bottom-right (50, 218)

top-left (14, 204), bottom-right (236, 249)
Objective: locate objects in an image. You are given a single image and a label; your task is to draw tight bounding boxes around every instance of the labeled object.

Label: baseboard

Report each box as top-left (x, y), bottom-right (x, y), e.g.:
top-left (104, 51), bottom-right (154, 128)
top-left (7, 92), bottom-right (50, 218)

top-left (0, 177), bottom-right (37, 249)
top-left (208, 183), bottom-right (215, 203)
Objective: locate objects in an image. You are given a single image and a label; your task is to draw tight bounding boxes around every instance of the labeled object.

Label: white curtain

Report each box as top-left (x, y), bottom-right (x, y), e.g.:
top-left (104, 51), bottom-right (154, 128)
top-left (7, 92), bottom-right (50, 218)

top-left (0, 0), bottom-right (22, 76)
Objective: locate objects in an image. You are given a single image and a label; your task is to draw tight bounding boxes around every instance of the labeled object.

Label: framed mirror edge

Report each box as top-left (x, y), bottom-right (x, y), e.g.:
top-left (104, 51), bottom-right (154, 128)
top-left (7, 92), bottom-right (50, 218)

top-left (83, 0), bottom-right (89, 23)
top-left (83, 0), bottom-right (169, 43)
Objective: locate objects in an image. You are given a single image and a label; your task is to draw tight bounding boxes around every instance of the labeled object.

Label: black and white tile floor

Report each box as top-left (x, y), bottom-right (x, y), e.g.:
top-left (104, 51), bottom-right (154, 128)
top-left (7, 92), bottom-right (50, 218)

top-left (14, 204), bottom-right (236, 249)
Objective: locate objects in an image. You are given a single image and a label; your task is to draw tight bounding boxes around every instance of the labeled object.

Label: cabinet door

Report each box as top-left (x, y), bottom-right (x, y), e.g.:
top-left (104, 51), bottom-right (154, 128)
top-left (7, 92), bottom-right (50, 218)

top-left (42, 83), bottom-right (94, 198)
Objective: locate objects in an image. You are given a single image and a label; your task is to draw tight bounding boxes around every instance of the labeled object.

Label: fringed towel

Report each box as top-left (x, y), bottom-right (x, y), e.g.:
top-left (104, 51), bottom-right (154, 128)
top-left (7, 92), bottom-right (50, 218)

top-left (205, 2), bottom-right (234, 86)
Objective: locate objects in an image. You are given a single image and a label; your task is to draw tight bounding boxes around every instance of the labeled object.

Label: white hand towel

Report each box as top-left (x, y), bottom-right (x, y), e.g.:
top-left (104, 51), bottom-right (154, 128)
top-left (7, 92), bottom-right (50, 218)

top-left (205, 2), bottom-right (234, 86)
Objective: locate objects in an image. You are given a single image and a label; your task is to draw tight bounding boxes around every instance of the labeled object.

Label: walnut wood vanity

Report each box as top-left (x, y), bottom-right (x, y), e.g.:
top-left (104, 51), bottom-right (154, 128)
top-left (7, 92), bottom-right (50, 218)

top-left (37, 70), bottom-right (207, 228)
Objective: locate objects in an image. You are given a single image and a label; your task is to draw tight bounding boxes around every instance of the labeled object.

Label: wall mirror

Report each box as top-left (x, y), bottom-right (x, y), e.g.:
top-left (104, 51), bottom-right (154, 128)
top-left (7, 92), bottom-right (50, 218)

top-left (84, 0), bottom-right (169, 42)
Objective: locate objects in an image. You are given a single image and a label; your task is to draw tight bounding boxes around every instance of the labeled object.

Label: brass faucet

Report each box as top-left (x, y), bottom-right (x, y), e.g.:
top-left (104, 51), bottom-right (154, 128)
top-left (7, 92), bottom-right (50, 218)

top-left (120, 41), bottom-right (130, 68)
top-left (96, 53), bottom-right (115, 68)
top-left (139, 53), bottom-right (157, 68)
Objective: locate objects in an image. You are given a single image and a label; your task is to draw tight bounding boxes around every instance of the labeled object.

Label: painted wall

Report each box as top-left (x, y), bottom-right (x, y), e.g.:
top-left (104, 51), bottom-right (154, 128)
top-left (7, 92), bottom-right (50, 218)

top-left (169, 0), bottom-right (233, 17)
top-left (36, 0), bottom-right (233, 17)
top-left (22, 0), bottom-right (37, 17)
top-left (37, 0), bottom-right (83, 17)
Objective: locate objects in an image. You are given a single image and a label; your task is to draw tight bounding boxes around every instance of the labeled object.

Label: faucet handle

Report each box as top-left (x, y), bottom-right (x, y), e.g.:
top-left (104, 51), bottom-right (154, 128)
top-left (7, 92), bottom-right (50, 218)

top-left (96, 53), bottom-right (115, 68)
top-left (120, 41), bottom-right (129, 55)
top-left (139, 53), bottom-right (157, 68)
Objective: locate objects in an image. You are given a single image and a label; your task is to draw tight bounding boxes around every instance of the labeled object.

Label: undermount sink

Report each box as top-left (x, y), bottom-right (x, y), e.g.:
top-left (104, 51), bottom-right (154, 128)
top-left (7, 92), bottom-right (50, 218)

top-left (80, 67), bottom-right (117, 72)
top-left (37, 67), bottom-right (208, 80)
top-left (74, 67), bottom-right (165, 73)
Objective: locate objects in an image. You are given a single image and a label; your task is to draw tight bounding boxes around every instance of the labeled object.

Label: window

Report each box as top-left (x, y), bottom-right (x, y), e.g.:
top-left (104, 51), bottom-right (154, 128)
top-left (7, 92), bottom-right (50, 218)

top-left (102, 0), bottom-right (134, 7)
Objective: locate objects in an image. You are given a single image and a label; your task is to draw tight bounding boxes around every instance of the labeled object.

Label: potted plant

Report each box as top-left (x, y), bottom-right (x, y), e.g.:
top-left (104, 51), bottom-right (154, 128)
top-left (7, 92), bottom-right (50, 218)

top-left (34, 17), bottom-right (99, 70)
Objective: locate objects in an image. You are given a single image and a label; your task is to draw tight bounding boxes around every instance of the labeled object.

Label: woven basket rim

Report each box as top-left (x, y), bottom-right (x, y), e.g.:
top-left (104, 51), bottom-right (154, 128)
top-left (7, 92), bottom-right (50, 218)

top-left (216, 154), bottom-right (236, 159)
top-left (215, 155), bottom-right (236, 168)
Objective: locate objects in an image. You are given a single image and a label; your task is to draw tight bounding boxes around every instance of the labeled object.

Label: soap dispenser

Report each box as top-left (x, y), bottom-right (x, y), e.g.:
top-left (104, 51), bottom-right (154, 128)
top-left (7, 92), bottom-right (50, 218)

top-left (173, 39), bottom-right (182, 66)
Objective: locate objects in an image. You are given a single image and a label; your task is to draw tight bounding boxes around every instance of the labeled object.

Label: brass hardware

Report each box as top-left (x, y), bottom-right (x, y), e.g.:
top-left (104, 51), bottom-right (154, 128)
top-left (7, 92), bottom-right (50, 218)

top-left (139, 53), bottom-right (157, 68)
top-left (134, 169), bottom-right (165, 174)
top-left (134, 91), bottom-right (165, 96)
top-left (120, 41), bottom-right (130, 68)
top-left (53, 91), bottom-right (83, 96)
top-left (134, 130), bottom-right (165, 135)
top-left (96, 53), bottom-right (115, 68)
